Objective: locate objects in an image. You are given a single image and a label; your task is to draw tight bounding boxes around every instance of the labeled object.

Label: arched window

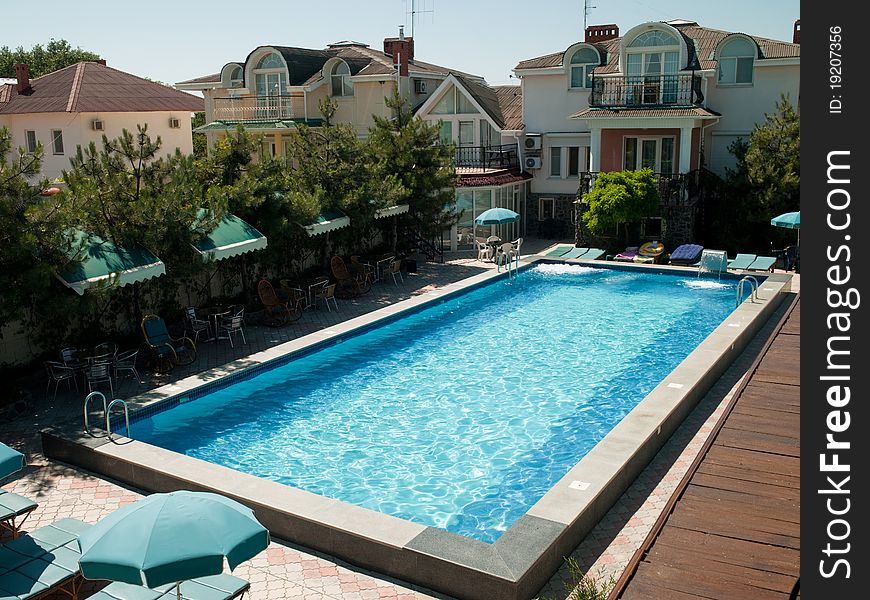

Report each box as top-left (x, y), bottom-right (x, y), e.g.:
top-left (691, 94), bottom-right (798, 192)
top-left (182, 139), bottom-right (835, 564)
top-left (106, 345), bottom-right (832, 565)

top-left (628, 30), bottom-right (679, 48)
top-left (229, 66), bottom-right (243, 87)
top-left (330, 62), bottom-right (353, 97)
top-left (718, 38), bottom-right (756, 84)
top-left (569, 47), bottom-right (599, 89)
top-left (256, 53), bottom-right (284, 70)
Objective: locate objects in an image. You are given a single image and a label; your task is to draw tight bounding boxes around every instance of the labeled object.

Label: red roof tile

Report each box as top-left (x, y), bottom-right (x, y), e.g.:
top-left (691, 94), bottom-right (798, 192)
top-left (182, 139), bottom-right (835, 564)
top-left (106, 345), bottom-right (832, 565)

top-left (0, 62), bottom-right (204, 114)
top-left (458, 169), bottom-right (532, 187)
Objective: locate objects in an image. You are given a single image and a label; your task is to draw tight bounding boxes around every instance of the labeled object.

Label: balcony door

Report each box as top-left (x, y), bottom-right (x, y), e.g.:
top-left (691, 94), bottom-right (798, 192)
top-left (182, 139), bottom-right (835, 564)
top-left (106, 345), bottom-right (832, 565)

top-left (624, 137), bottom-right (675, 174)
top-left (255, 72), bottom-right (288, 119)
top-left (625, 51), bottom-right (679, 105)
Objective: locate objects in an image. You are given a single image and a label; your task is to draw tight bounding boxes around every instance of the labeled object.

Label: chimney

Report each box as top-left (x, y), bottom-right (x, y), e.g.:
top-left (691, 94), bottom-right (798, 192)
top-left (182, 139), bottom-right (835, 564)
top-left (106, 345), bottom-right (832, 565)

top-left (383, 27), bottom-right (414, 77)
top-left (792, 19), bottom-right (800, 44)
top-left (96, 59), bottom-right (106, 65)
top-left (15, 63), bottom-right (31, 95)
top-left (585, 24), bottom-right (620, 43)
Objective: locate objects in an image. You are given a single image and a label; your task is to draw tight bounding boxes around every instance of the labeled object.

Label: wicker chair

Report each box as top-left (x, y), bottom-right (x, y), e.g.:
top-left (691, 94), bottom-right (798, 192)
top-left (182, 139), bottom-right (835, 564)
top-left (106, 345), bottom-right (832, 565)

top-left (330, 256), bottom-right (371, 298)
top-left (257, 279), bottom-right (302, 326)
top-left (141, 315), bottom-right (197, 373)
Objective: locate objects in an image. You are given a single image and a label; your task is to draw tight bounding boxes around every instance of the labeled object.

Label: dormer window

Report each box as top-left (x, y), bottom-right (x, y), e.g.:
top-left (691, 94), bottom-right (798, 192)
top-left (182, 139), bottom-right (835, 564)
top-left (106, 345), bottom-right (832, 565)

top-left (253, 51), bottom-right (289, 118)
top-left (229, 66), bottom-right (243, 87)
top-left (256, 53), bottom-right (284, 70)
top-left (569, 47), bottom-right (599, 89)
top-left (624, 27), bottom-right (681, 104)
top-left (718, 37), bottom-right (756, 85)
top-left (330, 62), bottom-right (354, 97)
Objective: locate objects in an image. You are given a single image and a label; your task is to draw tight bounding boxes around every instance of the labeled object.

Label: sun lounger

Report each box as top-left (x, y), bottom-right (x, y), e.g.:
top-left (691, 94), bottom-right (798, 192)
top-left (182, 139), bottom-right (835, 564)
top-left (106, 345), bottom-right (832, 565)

top-left (746, 256), bottom-right (776, 272)
top-left (613, 247), bottom-right (639, 262)
top-left (668, 244), bottom-right (704, 266)
top-left (0, 518), bottom-right (90, 600)
top-left (88, 574), bottom-right (250, 600)
top-left (582, 248), bottom-right (606, 260)
top-left (727, 254), bottom-right (757, 270)
top-left (543, 245), bottom-right (573, 257)
top-left (0, 489), bottom-right (38, 539)
top-left (561, 247), bottom-right (588, 259)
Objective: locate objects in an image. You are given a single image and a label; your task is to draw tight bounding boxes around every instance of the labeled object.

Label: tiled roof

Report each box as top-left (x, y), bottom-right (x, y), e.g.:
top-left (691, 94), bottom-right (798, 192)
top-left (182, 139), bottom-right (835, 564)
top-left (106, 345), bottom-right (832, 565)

top-left (571, 106), bottom-right (721, 119)
top-left (182, 42), bottom-right (468, 90)
top-left (458, 169), bottom-right (532, 187)
top-left (0, 62), bottom-right (204, 114)
top-left (494, 86), bottom-right (523, 130)
top-left (515, 22), bottom-right (799, 74)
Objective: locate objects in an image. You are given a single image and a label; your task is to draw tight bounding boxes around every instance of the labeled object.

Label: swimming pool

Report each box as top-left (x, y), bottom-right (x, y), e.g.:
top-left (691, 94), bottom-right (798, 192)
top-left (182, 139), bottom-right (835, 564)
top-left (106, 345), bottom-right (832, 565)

top-left (128, 264), bottom-right (736, 543)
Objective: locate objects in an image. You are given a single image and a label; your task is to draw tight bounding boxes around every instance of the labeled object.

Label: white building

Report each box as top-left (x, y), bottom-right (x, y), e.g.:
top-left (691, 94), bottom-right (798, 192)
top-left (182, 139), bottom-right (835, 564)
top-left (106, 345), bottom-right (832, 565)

top-left (0, 61), bottom-right (203, 181)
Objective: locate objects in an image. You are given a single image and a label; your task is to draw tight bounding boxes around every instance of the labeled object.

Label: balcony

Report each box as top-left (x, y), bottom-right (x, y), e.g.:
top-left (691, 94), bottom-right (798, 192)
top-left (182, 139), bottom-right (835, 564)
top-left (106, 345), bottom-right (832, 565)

top-left (589, 74), bottom-right (704, 108)
top-left (453, 144), bottom-right (519, 172)
top-left (213, 95), bottom-right (295, 122)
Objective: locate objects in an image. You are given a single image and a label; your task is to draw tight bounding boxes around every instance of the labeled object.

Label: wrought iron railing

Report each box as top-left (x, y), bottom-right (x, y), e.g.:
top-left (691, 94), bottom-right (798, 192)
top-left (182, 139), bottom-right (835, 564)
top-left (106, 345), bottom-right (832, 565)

top-left (213, 95), bottom-right (295, 121)
top-left (578, 171), bottom-right (695, 206)
top-left (589, 74), bottom-right (704, 108)
top-left (453, 144), bottom-right (519, 170)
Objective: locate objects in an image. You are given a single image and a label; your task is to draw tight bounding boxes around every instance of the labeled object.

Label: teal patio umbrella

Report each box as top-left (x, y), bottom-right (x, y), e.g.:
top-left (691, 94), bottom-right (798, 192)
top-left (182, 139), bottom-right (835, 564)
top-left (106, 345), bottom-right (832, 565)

top-left (771, 211), bottom-right (800, 245)
top-left (474, 207), bottom-right (520, 225)
top-left (78, 491), bottom-right (269, 597)
top-left (0, 442), bottom-right (25, 479)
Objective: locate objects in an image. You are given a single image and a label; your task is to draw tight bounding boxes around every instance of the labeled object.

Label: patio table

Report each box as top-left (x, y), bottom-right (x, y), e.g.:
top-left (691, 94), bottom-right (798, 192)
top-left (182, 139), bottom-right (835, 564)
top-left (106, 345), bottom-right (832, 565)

top-left (203, 307), bottom-right (228, 342)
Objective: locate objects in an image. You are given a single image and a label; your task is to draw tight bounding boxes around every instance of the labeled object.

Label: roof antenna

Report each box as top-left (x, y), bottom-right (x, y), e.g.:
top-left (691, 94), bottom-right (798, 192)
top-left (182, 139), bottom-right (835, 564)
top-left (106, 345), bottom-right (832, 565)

top-left (406, 0), bottom-right (435, 39)
top-left (583, 0), bottom-right (597, 35)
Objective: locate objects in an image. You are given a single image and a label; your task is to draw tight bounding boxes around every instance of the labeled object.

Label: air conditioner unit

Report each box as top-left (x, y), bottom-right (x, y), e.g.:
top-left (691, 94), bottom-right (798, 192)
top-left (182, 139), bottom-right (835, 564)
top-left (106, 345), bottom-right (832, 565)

top-left (414, 80), bottom-right (427, 94)
top-left (525, 156), bottom-right (542, 169)
top-left (169, 117), bottom-right (180, 129)
top-left (91, 119), bottom-right (104, 131)
top-left (524, 134), bottom-right (542, 151)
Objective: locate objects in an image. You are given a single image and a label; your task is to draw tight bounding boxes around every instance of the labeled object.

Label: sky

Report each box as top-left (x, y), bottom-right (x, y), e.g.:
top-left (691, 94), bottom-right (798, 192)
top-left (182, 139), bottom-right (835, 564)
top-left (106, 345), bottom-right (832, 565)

top-left (4, 0), bottom-right (799, 87)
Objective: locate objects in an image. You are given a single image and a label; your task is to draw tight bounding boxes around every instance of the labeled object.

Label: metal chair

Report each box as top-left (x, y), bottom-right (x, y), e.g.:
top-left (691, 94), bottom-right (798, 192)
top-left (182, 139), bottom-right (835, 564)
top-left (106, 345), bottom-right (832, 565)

top-left (113, 349), bottom-right (142, 385)
top-left (44, 361), bottom-right (78, 400)
top-left (93, 342), bottom-right (118, 359)
top-left (218, 307), bottom-right (247, 348)
top-left (384, 260), bottom-right (404, 286)
top-left (184, 307), bottom-right (211, 343)
top-left (314, 283), bottom-right (339, 312)
top-left (59, 347), bottom-right (80, 366)
top-left (85, 361), bottom-right (114, 399)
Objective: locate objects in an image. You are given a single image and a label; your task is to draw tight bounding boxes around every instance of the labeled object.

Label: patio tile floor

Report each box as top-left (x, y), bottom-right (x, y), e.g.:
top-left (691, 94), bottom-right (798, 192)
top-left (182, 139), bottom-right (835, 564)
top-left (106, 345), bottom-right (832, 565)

top-left (1, 246), bottom-right (797, 600)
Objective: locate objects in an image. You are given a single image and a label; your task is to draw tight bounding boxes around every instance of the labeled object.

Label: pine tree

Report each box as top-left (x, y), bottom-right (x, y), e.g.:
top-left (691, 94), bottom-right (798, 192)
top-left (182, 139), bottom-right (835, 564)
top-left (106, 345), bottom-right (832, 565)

top-left (367, 90), bottom-right (457, 242)
top-left (744, 94), bottom-right (800, 218)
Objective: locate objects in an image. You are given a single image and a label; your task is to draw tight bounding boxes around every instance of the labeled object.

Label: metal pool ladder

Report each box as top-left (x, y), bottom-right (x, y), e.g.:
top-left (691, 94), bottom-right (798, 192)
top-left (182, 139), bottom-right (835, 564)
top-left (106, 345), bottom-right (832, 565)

top-left (83, 391), bottom-right (131, 441)
top-left (736, 275), bottom-right (759, 308)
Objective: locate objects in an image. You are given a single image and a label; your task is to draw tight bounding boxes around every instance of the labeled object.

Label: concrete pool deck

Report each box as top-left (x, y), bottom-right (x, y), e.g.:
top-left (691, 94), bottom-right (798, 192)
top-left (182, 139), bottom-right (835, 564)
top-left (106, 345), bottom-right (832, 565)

top-left (36, 253), bottom-right (794, 600)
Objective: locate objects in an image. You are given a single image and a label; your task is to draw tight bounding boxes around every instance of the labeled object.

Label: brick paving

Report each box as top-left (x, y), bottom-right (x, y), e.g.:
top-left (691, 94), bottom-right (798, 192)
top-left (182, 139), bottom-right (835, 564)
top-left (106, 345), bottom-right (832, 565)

top-left (1, 247), bottom-right (798, 600)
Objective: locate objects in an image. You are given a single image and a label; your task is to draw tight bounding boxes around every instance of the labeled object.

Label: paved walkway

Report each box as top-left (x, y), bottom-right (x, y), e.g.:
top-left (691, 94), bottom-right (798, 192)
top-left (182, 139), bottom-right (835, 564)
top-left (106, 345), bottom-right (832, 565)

top-left (1, 249), bottom-right (799, 600)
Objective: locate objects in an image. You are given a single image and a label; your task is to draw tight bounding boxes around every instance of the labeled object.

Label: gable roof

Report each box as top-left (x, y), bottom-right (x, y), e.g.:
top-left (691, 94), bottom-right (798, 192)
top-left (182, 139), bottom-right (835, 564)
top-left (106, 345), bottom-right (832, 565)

top-left (494, 85), bottom-right (523, 130)
top-left (178, 41), bottom-right (478, 89)
top-left (514, 21), bottom-right (799, 73)
top-left (0, 62), bottom-right (204, 115)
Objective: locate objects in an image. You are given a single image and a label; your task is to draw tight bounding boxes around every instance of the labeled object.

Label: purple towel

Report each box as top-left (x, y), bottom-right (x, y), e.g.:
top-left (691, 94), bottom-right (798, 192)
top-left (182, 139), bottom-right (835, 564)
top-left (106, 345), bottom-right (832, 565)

top-left (613, 247), bottom-right (639, 262)
top-left (669, 244), bottom-right (704, 264)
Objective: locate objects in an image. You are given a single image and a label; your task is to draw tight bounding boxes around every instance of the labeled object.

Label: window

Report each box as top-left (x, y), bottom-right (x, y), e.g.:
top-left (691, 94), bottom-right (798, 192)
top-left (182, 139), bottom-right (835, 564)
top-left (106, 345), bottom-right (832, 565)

top-left (642, 217), bottom-right (662, 238)
top-left (256, 53), bottom-right (284, 69)
top-left (718, 38), bottom-right (756, 84)
top-left (568, 147), bottom-right (580, 177)
top-left (25, 130), bottom-right (37, 153)
top-left (254, 52), bottom-right (288, 118)
top-left (439, 121), bottom-right (453, 144)
top-left (550, 147), bottom-right (562, 177)
top-left (229, 66), bottom-right (243, 87)
top-left (569, 47), bottom-right (599, 89)
top-left (458, 121), bottom-right (474, 147)
top-left (51, 130), bottom-right (64, 155)
top-left (430, 87), bottom-right (479, 115)
top-left (330, 62), bottom-right (353, 97)
top-left (539, 197), bottom-right (555, 221)
top-left (624, 136), bottom-right (675, 173)
top-left (625, 28), bottom-right (681, 105)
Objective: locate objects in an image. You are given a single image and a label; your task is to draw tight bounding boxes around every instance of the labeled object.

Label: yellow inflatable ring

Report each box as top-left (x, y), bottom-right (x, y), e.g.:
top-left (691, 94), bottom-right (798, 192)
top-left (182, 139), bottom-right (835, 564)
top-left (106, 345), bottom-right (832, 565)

top-left (638, 241), bottom-right (664, 257)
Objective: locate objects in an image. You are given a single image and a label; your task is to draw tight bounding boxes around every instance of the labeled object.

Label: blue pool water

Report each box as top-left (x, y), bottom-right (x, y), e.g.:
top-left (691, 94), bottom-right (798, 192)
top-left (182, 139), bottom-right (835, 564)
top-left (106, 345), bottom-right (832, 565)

top-left (131, 264), bottom-right (736, 543)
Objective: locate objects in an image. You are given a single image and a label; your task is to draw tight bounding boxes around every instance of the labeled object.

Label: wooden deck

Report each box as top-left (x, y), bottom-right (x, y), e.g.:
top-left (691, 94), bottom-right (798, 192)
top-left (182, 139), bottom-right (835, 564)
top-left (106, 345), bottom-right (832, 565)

top-left (614, 297), bottom-right (800, 600)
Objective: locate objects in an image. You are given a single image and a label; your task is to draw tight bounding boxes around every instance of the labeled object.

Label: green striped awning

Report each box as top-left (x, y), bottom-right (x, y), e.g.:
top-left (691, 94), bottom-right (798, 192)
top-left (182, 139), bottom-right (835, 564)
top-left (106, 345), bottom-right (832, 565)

top-left (192, 210), bottom-right (267, 261)
top-left (56, 231), bottom-right (165, 295)
top-left (373, 204), bottom-right (409, 219)
top-left (303, 209), bottom-right (350, 236)
top-left (194, 119), bottom-right (324, 133)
